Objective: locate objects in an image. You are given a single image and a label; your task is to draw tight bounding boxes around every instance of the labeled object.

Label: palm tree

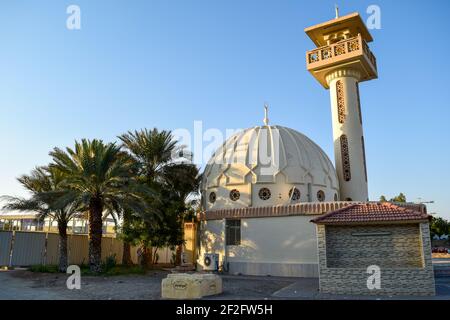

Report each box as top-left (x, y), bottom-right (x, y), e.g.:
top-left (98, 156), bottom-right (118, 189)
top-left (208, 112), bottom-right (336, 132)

top-left (119, 128), bottom-right (200, 266)
top-left (49, 139), bottom-right (150, 273)
top-left (119, 128), bottom-right (179, 182)
top-left (1, 166), bottom-right (77, 272)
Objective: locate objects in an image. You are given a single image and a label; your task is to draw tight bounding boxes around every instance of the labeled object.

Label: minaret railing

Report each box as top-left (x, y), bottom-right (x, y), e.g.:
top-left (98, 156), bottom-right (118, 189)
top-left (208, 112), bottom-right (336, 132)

top-left (306, 34), bottom-right (377, 70)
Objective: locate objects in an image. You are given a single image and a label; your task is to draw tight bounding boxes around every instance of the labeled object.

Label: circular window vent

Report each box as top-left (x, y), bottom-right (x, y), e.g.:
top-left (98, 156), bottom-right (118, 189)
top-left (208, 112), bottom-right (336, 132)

top-left (209, 192), bottom-right (216, 203)
top-left (289, 188), bottom-right (301, 201)
top-left (229, 189), bottom-right (240, 201)
top-left (258, 188), bottom-right (271, 200)
top-left (317, 190), bottom-right (325, 202)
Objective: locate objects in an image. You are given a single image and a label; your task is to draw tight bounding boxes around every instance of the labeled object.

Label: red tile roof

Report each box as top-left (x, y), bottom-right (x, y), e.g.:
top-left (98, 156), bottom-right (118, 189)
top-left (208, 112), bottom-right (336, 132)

top-left (310, 202), bottom-right (430, 225)
top-left (200, 201), bottom-right (358, 220)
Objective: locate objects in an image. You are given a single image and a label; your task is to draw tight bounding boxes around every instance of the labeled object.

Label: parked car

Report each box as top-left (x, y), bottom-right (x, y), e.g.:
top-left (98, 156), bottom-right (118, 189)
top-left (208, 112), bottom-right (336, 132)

top-left (432, 247), bottom-right (450, 253)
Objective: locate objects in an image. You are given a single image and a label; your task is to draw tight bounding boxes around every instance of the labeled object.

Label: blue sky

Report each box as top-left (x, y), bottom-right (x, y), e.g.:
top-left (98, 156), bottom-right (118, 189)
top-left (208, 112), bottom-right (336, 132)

top-left (0, 0), bottom-right (449, 218)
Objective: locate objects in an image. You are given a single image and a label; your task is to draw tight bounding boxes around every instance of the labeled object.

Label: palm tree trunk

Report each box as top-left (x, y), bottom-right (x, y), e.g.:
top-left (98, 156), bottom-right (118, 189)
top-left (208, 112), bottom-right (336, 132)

top-left (152, 247), bottom-right (159, 265)
top-left (58, 221), bottom-right (68, 272)
top-left (121, 211), bottom-right (133, 266)
top-left (122, 242), bottom-right (133, 266)
top-left (88, 199), bottom-right (103, 273)
top-left (140, 244), bottom-right (152, 269)
top-left (175, 244), bottom-right (182, 266)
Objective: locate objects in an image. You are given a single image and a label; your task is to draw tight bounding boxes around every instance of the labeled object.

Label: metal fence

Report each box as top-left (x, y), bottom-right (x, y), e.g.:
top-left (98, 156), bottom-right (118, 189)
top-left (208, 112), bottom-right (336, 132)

top-left (0, 230), bottom-right (174, 267)
top-left (0, 231), bottom-right (12, 266)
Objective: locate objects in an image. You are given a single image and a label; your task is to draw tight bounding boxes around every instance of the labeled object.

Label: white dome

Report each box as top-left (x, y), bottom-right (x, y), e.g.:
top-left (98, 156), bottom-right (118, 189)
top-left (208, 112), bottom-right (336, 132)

top-left (202, 125), bottom-right (339, 210)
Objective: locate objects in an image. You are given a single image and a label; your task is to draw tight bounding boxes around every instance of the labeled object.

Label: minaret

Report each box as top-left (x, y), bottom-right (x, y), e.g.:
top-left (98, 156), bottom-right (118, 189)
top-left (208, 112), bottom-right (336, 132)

top-left (304, 12), bottom-right (377, 201)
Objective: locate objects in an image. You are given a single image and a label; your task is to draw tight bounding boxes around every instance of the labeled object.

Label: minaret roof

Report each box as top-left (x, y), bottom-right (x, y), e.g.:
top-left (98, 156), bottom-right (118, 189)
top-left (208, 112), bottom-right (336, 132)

top-left (304, 12), bottom-right (373, 47)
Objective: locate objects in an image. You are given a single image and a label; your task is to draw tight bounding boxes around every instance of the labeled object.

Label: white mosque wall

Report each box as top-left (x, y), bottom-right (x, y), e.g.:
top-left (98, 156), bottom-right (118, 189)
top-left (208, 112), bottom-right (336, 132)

top-left (198, 215), bottom-right (319, 277)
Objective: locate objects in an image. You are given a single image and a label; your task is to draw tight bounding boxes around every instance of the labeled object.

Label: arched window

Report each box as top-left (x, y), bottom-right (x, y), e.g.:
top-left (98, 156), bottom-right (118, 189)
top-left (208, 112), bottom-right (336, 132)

top-left (340, 134), bottom-right (351, 181)
top-left (336, 80), bottom-right (346, 124)
top-left (356, 82), bottom-right (363, 124)
top-left (361, 136), bottom-right (368, 182)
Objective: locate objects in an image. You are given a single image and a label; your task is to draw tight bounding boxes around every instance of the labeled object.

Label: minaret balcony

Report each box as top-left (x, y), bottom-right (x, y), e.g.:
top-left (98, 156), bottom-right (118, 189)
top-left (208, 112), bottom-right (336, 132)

top-left (306, 34), bottom-right (378, 88)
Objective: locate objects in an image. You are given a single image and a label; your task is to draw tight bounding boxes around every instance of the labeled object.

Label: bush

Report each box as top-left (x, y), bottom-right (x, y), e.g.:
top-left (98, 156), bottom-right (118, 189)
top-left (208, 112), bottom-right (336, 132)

top-left (29, 265), bottom-right (59, 273)
top-left (29, 262), bottom-right (145, 277)
top-left (102, 254), bottom-right (117, 272)
top-left (102, 265), bottom-right (146, 276)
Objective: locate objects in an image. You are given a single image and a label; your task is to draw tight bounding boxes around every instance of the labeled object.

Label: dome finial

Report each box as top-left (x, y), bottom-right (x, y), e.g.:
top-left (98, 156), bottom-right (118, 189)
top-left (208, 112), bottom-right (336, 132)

top-left (263, 103), bottom-right (269, 125)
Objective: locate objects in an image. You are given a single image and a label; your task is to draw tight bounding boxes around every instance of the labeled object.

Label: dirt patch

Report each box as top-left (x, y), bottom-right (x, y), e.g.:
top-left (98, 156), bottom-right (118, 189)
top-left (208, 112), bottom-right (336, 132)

top-left (9, 269), bottom-right (169, 300)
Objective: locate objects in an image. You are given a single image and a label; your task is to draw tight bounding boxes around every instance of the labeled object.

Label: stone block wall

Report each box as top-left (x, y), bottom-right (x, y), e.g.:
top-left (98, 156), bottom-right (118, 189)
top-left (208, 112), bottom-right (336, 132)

top-left (316, 223), bottom-right (435, 296)
top-left (325, 224), bottom-right (423, 268)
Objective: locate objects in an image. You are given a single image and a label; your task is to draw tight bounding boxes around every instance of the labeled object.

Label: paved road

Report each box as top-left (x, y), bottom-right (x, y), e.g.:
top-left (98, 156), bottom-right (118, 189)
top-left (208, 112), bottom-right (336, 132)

top-left (0, 270), bottom-right (449, 300)
top-left (273, 277), bottom-right (450, 300)
top-left (0, 270), bottom-right (73, 300)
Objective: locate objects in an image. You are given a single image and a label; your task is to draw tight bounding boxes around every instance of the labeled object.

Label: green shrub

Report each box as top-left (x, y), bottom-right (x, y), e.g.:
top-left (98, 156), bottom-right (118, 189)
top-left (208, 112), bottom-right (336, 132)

top-left (102, 254), bottom-right (117, 272)
top-left (29, 265), bottom-right (59, 273)
top-left (103, 265), bottom-right (146, 276)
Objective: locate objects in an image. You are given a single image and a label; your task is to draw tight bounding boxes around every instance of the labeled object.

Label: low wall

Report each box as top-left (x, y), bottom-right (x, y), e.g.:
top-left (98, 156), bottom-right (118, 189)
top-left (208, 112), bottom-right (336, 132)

top-left (0, 230), bottom-right (174, 267)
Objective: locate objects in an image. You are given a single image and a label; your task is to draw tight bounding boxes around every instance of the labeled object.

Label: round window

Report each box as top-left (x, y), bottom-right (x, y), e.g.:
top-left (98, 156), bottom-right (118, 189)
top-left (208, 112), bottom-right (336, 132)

top-left (209, 192), bottom-right (216, 203)
top-left (289, 187), bottom-right (301, 201)
top-left (317, 190), bottom-right (325, 202)
top-left (258, 188), bottom-right (271, 200)
top-left (229, 189), bottom-right (240, 201)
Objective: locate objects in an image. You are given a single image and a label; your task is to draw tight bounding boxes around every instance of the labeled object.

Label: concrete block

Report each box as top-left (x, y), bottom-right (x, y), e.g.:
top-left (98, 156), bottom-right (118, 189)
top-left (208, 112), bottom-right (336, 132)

top-left (161, 273), bottom-right (222, 299)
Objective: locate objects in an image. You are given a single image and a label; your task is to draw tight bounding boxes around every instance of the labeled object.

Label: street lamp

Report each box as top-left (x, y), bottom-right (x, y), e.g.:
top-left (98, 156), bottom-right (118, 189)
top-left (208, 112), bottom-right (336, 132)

top-left (416, 197), bottom-right (434, 204)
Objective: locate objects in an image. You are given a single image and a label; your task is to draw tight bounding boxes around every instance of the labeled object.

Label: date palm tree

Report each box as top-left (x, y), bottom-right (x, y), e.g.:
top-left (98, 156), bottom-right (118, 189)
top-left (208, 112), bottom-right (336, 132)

top-left (48, 139), bottom-right (150, 273)
top-left (1, 166), bottom-right (77, 272)
top-left (119, 128), bottom-right (200, 266)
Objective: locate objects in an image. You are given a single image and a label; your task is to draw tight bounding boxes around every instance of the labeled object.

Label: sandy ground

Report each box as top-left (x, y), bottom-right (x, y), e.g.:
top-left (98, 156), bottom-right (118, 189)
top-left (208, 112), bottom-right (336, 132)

top-left (1, 269), bottom-right (449, 300)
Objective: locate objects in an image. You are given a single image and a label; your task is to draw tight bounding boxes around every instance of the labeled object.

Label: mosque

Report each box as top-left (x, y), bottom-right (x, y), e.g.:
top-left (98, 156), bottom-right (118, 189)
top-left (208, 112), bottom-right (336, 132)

top-left (196, 11), bottom-right (436, 296)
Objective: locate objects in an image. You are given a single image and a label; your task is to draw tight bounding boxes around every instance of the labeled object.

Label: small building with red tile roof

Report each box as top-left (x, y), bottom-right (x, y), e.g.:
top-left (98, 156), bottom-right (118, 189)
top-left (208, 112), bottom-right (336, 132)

top-left (311, 202), bottom-right (435, 296)
top-left (311, 202), bottom-right (430, 225)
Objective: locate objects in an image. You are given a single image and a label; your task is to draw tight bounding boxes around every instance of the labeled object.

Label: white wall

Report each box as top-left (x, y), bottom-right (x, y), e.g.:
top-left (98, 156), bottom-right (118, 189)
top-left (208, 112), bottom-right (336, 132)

top-left (198, 216), bottom-right (319, 275)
